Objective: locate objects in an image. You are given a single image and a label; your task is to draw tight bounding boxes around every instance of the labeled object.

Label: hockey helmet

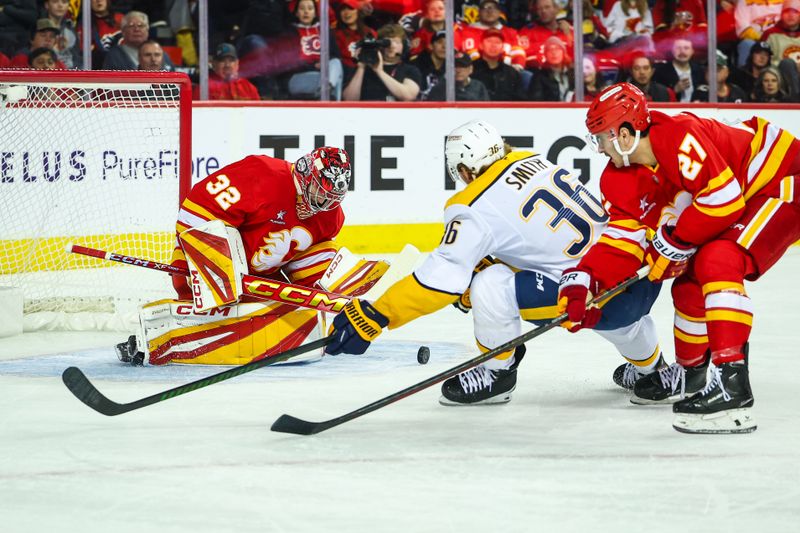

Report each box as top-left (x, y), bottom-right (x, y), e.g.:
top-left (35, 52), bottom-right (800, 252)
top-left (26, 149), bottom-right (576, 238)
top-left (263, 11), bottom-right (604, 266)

top-left (585, 83), bottom-right (650, 166)
top-left (445, 120), bottom-right (504, 184)
top-left (293, 147), bottom-right (351, 218)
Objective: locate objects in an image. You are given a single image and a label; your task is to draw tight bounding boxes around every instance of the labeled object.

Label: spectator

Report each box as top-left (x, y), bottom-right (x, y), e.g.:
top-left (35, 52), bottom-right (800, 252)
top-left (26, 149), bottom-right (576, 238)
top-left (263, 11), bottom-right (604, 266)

top-left (752, 65), bottom-right (790, 100)
top-left (729, 39), bottom-right (773, 97)
top-left (605, 0), bottom-right (654, 45)
top-left (528, 35), bottom-right (573, 101)
top-left (462, 0), bottom-right (525, 69)
top-left (409, 0), bottom-right (448, 58)
top-left (410, 29), bottom-right (446, 99)
top-left (583, 56), bottom-right (609, 100)
top-left (735, 0), bottom-right (782, 66)
top-left (103, 11), bottom-right (175, 70)
top-left (0, 0), bottom-right (37, 56)
top-left (28, 46), bottom-right (57, 69)
top-left (343, 23), bottom-right (422, 101)
top-left (428, 51), bottom-right (491, 100)
top-left (653, 37), bottom-right (705, 101)
top-left (76, 0), bottom-right (123, 68)
top-left (42, 0), bottom-right (80, 68)
top-left (138, 40), bottom-right (173, 71)
top-left (628, 51), bottom-right (674, 100)
top-left (518, 0), bottom-right (573, 69)
top-left (471, 28), bottom-right (523, 100)
top-left (652, 0), bottom-right (707, 31)
top-left (0, 51), bottom-right (9, 67)
top-left (693, 49), bottom-right (748, 101)
top-left (334, 0), bottom-right (377, 73)
top-left (580, 0), bottom-right (610, 51)
top-left (194, 43), bottom-right (261, 100)
top-left (10, 18), bottom-right (65, 68)
top-left (653, 9), bottom-right (708, 60)
top-left (763, 0), bottom-right (800, 75)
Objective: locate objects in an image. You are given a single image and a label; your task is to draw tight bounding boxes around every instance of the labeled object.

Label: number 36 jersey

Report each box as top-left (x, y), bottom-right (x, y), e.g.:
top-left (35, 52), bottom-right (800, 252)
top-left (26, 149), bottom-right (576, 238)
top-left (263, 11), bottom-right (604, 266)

top-left (372, 150), bottom-right (609, 329)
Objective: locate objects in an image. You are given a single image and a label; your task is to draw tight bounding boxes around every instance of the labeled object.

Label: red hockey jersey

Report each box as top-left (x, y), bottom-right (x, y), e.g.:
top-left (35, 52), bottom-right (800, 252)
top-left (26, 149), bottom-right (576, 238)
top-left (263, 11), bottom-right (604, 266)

top-left (175, 155), bottom-right (344, 292)
top-left (579, 111), bottom-right (800, 289)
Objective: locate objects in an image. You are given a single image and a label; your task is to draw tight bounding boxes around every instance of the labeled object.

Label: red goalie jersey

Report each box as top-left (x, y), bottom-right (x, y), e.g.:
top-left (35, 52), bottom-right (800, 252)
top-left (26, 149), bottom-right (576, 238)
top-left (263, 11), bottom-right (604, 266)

top-left (579, 110), bottom-right (800, 290)
top-left (172, 154), bottom-right (344, 299)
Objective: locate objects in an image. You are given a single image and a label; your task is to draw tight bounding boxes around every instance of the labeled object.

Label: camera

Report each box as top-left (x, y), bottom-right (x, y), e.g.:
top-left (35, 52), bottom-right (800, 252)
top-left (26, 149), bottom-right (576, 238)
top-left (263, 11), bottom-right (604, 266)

top-left (356, 37), bottom-right (391, 67)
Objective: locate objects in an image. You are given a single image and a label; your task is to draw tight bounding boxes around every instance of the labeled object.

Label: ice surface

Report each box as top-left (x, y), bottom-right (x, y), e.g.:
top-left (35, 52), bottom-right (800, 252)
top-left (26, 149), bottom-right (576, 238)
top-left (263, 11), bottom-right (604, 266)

top-left (1, 251), bottom-right (799, 533)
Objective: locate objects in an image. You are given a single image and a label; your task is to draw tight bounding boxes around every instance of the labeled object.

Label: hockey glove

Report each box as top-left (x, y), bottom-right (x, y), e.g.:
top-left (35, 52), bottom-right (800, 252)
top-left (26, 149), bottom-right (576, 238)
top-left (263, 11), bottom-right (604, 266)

top-left (326, 299), bottom-right (389, 355)
top-left (645, 224), bottom-right (697, 283)
top-left (452, 256), bottom-right (496, 314)
top-left (557, 268), bottom-right (603, 332)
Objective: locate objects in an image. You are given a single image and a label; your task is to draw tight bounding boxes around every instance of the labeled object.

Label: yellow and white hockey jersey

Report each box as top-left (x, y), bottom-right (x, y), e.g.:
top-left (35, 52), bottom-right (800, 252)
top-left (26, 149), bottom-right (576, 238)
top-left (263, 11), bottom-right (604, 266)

top-left (373, 150), bottom-right (609, 329)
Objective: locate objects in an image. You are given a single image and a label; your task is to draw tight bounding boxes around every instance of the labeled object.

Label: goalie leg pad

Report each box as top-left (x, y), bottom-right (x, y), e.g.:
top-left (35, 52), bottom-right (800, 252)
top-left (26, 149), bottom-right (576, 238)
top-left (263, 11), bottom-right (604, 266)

top-left (179, 219), bottom-right (248, 312)
top-left (137, 299), bottom-right (325, 365)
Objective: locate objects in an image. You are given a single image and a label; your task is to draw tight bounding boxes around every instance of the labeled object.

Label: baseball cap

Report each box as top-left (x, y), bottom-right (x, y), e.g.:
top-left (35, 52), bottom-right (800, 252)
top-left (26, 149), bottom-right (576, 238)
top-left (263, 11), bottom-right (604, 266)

top-left (544, 35), bottom-right (567, 51)
top-left (750, 41), bottom-right (773, 56)
top-left (481, 28), bottom-right (505, 41)
top-left (35, 18), bottom-right (61, 34)
top-left (214, 43), bottom-right (238, 60)
top-left (715, 49), bottom-right (729, 67)
top-left (479, 0), bottom-right (500, 7)
top-left (339, 0), bottom-right (360, 10)
top-left (432, 30), bottom-right (447, 43)
top-left (454, 52), bottom-right (472, 67)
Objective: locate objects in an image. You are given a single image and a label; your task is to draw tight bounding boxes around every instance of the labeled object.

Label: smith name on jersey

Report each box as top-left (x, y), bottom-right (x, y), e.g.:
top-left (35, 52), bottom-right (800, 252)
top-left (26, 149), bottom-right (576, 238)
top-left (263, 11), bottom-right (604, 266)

top-left (372, 150), bottom-right (609, 329)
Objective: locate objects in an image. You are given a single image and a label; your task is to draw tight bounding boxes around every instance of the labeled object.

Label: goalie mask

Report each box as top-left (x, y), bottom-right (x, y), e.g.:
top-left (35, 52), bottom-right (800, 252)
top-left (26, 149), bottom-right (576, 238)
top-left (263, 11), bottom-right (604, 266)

top-left (585, 82), bottom-right (650, 167)
top-left (445, 120), bottom-right (504, 184)
top-left (293, 147), bottom-right (352, 219)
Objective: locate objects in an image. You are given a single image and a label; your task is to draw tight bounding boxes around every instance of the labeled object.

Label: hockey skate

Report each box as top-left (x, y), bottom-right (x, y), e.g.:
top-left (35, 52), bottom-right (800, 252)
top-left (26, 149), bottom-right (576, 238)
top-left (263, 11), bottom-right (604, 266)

top-left (672, 360), bottom-right (756, 434)
top-left (631, 353), bottom-right (710, 405)
top-left (439, 346), bottom-right (525, 406)
top-left (612, 355), bottom-right (667, 390)
top-left (115, 335), bottom-right (145, 366)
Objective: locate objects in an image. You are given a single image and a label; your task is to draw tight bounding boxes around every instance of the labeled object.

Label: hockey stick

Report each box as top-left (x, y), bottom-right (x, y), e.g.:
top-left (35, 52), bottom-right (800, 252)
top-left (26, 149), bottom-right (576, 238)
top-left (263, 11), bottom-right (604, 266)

top-left (67, 244), bottom-right (352, 313)
top-left (62, 334), bottom-right (334, 416)
top-left (270, 266), bottom-right (651, 436)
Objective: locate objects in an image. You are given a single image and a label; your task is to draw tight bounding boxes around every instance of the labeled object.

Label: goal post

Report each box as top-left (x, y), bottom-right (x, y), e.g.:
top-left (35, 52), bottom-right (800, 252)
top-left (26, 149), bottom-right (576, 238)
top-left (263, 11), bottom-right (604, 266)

top-left (0, 70), bottom-right (192, 332)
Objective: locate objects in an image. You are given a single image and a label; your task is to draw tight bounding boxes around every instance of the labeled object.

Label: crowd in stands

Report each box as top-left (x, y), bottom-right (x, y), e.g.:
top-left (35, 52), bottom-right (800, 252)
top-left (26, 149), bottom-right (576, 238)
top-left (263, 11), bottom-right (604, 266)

top-left (1, 0), bottom-right (800, 102)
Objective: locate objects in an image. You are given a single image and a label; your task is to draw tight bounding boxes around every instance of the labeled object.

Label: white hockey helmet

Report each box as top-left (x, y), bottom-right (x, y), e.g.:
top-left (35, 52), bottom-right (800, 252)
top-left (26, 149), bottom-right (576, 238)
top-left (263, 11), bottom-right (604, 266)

top-left (445, 120), bottom-right (504, 184)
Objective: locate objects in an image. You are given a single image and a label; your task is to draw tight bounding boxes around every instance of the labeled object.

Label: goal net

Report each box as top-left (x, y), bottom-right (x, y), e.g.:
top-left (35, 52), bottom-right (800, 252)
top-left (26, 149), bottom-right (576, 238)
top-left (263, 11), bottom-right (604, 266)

top-left (0, 71), bottom-right (192, 332)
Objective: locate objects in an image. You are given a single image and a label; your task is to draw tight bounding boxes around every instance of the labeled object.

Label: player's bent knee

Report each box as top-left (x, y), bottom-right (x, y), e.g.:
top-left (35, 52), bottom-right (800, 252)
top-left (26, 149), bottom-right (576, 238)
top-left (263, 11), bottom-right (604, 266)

top-left (692, 240), bottom-right (749, 283)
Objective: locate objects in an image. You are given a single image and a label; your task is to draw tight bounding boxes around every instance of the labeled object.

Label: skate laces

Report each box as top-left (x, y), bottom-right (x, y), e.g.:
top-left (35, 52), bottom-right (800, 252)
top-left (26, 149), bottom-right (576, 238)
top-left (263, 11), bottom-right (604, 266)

top-left (458, 366), bottom-right (496, 394)
top-left (658, 363), bottom-right (687, 398)
top-left (622, 363), bottom-right (642, 388)
top-left (699, 366), bottom-right (731, 401)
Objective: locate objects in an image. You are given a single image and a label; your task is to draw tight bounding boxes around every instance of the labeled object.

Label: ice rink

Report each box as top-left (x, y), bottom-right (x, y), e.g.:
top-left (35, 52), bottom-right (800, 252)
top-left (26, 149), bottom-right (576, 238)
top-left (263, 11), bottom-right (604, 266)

top-left (2, 251), bottom-right (799, 533)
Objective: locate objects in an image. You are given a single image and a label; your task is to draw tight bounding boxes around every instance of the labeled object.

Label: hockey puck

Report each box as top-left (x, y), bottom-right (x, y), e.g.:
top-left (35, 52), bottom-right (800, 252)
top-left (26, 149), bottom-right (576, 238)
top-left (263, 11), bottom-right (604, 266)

top-left (417, 346), bottom-right (430, 365)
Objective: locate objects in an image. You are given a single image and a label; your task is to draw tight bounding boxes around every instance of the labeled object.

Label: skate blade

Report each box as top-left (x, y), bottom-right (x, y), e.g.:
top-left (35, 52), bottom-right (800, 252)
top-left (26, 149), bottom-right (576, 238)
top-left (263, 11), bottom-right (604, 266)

top-left (630, 393), bottom-right (684, 406)
top-left (672, 408), bottom-right (757, 434)
top-left (438, 388), bottom-right (514, 407)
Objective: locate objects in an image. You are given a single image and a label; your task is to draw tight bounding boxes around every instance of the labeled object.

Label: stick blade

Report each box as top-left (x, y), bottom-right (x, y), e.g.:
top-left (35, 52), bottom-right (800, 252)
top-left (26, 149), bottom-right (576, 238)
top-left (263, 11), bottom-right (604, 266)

top-left (270, 414), bottom-right (326, 435)
top-left (62, 366), bottom-right (125, 416)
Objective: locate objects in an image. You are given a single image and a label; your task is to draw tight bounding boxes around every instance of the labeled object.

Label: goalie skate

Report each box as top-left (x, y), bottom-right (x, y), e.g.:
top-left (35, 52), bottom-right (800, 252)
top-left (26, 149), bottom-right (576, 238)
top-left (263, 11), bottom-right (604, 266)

top-left (672, 361), bottom-right (756, 434)
top-left (439, 346), bottom-right (525, 406)
top-left (115, 335), bottom-right (144, 366)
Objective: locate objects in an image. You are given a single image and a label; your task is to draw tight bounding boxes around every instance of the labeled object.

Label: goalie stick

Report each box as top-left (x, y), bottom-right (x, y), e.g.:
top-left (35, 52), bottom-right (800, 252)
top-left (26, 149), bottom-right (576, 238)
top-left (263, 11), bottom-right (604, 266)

top-left (62, 335), bottom-right (333, 416)
top-left (67, 244), bottom-right (352, 313)
top-left (270, 265), bottom-right (651, 436)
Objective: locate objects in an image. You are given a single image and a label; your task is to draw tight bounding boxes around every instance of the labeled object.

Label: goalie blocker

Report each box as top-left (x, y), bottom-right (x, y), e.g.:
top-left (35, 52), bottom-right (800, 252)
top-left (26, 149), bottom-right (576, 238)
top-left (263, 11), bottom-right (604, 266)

top-left (119, 222), bottom-right (412, 365)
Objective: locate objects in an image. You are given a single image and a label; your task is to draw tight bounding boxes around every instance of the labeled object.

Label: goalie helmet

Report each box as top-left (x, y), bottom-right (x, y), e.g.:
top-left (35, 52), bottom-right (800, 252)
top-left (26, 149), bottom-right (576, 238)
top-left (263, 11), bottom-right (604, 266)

top-left (445, 120), bottom-right (504, 184)
top-left (293, 147), bottom-right (352, 218)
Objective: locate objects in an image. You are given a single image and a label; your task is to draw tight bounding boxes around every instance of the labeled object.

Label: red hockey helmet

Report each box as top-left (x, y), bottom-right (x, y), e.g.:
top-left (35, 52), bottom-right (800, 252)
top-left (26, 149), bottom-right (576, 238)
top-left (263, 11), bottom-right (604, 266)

top-left (293, 147), bottom-right (351, 218)
top-left (585, 82), bottom-right (650, 138)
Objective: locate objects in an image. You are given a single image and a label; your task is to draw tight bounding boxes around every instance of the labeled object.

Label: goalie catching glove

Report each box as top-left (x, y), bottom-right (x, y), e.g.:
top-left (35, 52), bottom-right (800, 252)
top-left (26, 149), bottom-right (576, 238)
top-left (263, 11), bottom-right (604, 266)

top-left (557, 268), bottom-right (603, 332)
top-left (645, 224), bottom-right (697, 283)
top-left (326, 299), bottom-right (389, 355)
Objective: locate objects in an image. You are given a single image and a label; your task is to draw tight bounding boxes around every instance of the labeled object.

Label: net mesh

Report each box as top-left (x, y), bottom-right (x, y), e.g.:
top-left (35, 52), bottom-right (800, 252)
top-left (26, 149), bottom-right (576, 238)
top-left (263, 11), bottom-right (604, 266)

top-left (0, 76), bottom-right (186, 331)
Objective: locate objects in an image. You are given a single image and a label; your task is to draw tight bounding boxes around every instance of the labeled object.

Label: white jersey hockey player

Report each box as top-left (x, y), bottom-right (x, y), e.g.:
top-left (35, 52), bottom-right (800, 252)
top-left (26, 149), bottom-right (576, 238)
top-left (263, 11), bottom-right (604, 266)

top-left (326, 120), bottom-right (665, 405)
